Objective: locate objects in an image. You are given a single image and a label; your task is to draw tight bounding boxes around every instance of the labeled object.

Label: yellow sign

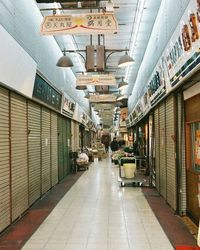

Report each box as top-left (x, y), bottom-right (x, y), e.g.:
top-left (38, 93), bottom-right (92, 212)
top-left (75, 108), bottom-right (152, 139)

top-left (41, 13), bottom-right (118, 35)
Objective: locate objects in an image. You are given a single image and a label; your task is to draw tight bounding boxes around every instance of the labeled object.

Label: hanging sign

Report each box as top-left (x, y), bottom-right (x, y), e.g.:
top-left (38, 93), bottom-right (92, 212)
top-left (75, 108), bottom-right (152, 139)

top-left (76, 74), bottom-right (116, 86)
top-left (41, 13), bottom-right (118, 35)
top-left (89, 94), bottom-right (116, 103)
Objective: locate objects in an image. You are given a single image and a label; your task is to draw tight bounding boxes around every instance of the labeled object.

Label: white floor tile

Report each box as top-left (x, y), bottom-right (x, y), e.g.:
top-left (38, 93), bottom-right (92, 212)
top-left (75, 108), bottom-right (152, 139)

top-left (22, 157), bottom-right (173, 250)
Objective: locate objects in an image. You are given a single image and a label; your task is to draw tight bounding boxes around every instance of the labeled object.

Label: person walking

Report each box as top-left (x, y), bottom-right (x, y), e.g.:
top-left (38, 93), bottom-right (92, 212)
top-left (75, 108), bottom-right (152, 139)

top-left (110, 137), bottom-right (119, 152)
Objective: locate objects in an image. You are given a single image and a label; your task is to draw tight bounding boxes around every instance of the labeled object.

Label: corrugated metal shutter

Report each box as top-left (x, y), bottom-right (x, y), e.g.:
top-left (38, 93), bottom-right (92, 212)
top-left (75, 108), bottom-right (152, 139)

top-left (0, 86), bottom-right (10, 232)
top-left (58, 115), bottom-right (64, 181)
top-left (166, 95), bottom-right (177, 210)
top-left (41, 107), bottom-right (51, 194)
top-left (63, 118), bottom-right (68, 177)
top-left (28, 101), bottom-right (41, 205)
top-left (51, 112), bottom-right (58, 186)
top-left (177, 93), bottom-right (187, 214)
top-left (71, 120), bottom-right (78, 151)
top-left (154, 107), bottom-right (160, 191)
top-left (66, 118), bottom-right (71, 175)
top-left (159, 103), bottom-right (167, 199)
top-left (10, 93), bottom-right (28, 221)
top-left (73, 121), bottom-right (80, 150)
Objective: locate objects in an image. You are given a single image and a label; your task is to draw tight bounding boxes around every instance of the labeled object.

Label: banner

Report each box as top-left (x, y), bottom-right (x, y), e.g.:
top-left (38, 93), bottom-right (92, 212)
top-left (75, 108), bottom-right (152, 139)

top-left (41, 13), bottom-right (118, 35)
top-left (76, 74), bottom-right (116, 86)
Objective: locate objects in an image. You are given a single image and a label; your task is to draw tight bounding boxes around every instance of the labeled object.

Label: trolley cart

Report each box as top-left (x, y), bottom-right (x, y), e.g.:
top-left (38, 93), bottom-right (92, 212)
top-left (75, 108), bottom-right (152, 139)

top-left (118, 163), bottom-right (146, 187)
top-left (76, 159), bottom-right (89, 171)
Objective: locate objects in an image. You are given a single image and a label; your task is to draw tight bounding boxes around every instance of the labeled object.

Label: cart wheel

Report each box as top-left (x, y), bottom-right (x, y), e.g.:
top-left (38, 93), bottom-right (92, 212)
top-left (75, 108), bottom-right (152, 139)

top-left (120, 182), bottom-right (125, 187)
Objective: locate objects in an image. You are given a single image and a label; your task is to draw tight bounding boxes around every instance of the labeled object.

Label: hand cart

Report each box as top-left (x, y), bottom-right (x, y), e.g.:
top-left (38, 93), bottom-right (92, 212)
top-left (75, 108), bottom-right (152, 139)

top-left (118, 159), bottom-right (146, 187)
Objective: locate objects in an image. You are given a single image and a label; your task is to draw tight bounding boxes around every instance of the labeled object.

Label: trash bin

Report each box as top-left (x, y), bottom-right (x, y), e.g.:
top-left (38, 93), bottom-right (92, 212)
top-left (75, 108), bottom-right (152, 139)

top-left (123, 163), bottom-right (136, 178)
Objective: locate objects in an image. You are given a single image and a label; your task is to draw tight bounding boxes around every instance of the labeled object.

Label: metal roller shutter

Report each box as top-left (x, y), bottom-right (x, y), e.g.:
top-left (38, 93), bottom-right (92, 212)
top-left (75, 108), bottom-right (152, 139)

top-left (159, 103), bottom-right (167, 199)
top-left (66, 118), bottom-right (71, 175)
top-left (71, 120), bottom-right (78, 151)
top-left (28, 101), bottom-right (41, 205)
top-left (10, 93), bottom-right (28, 221)
top-left (72, 121), bottom-right (80, 150)
top-left (51, 112), bottom-right (58, 186)
top-left (58, 115), bottom-right (64, 181)
top-left (63, 118), bottom-right (68, 177)
top-left (177, 93), bottom-right (187, 214)
top-left (41, 107), bottom-right (51, 194)
top-left (166, 95), bottom-right (177, 210)
top-left (154, 108), bottom-right (160, 191)
top-left (0, 86), bottom-right (10, 232)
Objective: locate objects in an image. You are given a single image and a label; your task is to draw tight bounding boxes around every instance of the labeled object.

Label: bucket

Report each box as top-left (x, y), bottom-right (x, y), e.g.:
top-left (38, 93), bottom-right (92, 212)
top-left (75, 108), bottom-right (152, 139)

top-left (123, 163), bottom-right (136, 178)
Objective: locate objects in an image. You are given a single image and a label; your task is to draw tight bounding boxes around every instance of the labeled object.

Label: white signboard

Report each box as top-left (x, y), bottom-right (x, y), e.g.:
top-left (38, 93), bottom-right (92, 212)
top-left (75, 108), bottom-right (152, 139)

top-left (73, 104), bottom-right (83, 123)
top-left (41, 13), bottom-right (118, 35)
top-left (0, 25), bottom-right (37, 98)
top-left (157, 0), bottom-right (200, 90)
top-left (89, 94), bottom-right (116, 103)
top-left (62, 93), bottom-right (76, 115)
top-left (76, 74), bottom-right (116, 86)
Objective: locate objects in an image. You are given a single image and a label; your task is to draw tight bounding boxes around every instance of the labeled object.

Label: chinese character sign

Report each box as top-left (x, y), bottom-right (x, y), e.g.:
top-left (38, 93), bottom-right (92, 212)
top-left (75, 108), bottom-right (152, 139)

top-left (89, 94), bottom-right (116, 103)
top-left (41, 13), bottom-right (118, 35)
top-left (76, 74), bottom-right (116, 86)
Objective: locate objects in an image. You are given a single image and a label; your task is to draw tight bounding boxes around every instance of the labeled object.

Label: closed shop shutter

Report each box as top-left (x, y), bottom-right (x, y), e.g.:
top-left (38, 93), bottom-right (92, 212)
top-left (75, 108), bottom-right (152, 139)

top-left (41, 107), bottom-right (51, 194)
top-left (0, 86), bottom-right (10, 232)
top-left (58, 115), bottom-right (64, 181)
top-left (74, 121), bottom-right (80, 150)
top-left (63, 118), bottom-right (68, 177)
top-left (154, 107), bottom-right (160, 191)
top-left (71, 120), bottom-right (79, 151)
top-left (10, 93), bottom-right (28, 221)
top-left (159, 103), bottom-right (167, 199)
top-left (177, 93), bottom-right (187, 214)
top-left (166, 95), bottom-right (177, 210)
top-left (51, 112), bottom-right (58, 186)
top-left (28, 101), bottom-right (41, 205)
top-left (66, 118), bottom-right (71, 175)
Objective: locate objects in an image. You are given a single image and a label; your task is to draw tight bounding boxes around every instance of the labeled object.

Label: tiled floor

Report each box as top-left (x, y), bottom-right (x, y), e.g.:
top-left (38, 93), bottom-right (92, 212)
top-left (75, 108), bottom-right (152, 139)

top-left (22, 157), bottom-right (174, 250)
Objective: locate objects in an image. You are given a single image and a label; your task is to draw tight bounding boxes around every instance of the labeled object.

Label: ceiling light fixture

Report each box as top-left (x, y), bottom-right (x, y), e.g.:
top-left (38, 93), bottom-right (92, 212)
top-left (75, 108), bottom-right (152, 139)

top-left (56, 50), bottom-right (74, 67)
top-left (106, 0), bottom-right (114, 12)
top-left (116, 94), bottom-right (128, 101)
top-left (125, 0), bottom-right (146, 80)
top-left (118, 77), bottom-right (128, 90)
top-left (76, 85), bottom-right (87, 90)
top-left (118, 50), bottom-right (134, 68)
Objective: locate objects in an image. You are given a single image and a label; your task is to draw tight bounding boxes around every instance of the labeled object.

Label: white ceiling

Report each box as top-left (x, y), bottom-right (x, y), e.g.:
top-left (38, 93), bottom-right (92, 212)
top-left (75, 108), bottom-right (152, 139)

top-left (36, 0), bottom-right (161, 127)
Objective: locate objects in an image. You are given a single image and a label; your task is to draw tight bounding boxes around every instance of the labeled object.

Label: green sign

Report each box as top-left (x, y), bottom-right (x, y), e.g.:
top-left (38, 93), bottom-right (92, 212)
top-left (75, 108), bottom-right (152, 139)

top-left (33, 74), bottom-right (62, 111)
